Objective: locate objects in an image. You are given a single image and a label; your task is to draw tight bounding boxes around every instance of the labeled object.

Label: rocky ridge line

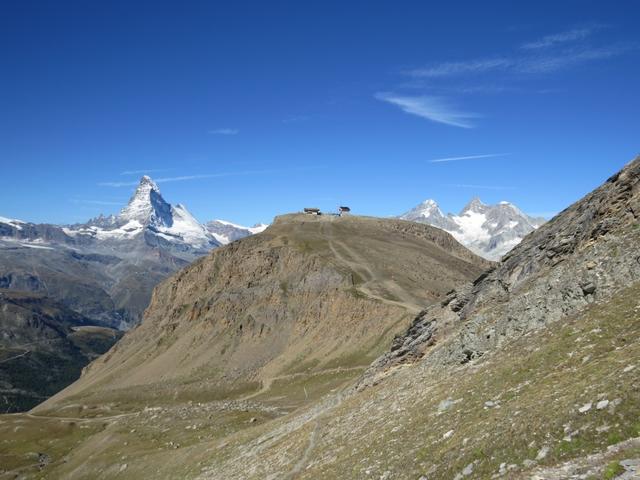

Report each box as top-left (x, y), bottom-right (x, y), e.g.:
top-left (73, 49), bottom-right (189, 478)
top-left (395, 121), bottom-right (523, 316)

top-left (362, 156), bottom-right (640, 385)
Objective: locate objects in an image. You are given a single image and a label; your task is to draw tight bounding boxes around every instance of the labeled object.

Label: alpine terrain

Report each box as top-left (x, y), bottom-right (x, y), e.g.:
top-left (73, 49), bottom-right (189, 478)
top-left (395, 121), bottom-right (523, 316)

top-left (0, 176), bottom-right (224, 412)
top-left (0, 156), bottom-right (638, 480)
top-left (0, 176), bottom-right (220, 330)
top-left (0, 212), bottom-right (490, 478)
top-left (399, 198), bottom-right (546, 260)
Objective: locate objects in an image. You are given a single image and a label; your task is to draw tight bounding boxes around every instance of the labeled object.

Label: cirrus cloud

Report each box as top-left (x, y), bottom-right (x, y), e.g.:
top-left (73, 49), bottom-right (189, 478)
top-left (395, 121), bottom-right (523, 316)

top-left (375, 92), bottom-right (480, 128)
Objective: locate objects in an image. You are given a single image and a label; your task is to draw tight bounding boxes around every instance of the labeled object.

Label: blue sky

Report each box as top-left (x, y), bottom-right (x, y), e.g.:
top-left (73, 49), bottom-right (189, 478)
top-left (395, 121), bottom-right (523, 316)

top-left (1, 1), bottom-right (639, 226)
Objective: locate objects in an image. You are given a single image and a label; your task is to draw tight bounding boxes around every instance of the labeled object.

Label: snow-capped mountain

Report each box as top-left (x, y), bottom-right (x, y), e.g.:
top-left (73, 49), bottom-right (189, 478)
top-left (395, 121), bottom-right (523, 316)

top-left (0, 176), bottom-right (225, 329)
top-left (64, 176), bottom-right (219, 251)
top-left (399, 198), bottom-right (546, 260)
top-left (205, 219), bottom-right (269, 245)
top-left (0, 175), bottom-right (271, 328)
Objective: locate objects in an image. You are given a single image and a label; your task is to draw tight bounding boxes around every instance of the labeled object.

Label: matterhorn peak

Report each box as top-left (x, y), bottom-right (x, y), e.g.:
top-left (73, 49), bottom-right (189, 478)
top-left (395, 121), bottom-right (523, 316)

top-left (118, 176), bottom-right (172, 226)
top-left (135, 175), bottom-right (161, 195)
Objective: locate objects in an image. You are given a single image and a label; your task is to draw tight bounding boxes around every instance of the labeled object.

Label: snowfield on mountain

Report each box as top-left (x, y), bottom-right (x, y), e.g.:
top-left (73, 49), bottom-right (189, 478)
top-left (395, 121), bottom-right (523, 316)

top-left (399, 197), bottom-right (546, 260)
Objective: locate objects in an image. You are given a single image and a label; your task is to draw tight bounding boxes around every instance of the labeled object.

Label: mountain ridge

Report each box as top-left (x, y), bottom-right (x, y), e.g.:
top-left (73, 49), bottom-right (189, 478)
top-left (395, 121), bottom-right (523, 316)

top-left (399, 197), bottom-right (546, 260)
top-left (37, 213), bottom-right (490, 410)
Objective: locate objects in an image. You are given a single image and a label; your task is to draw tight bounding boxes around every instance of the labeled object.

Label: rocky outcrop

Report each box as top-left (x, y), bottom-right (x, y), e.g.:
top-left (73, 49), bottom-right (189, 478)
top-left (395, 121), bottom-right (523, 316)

top-left (363, 156), bottom-right (640, 384)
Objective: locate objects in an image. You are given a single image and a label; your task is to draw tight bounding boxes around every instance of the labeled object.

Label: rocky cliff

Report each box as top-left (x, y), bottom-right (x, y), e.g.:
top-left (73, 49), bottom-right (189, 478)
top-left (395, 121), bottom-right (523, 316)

top-left (365, 155), bottom-right (640, 380)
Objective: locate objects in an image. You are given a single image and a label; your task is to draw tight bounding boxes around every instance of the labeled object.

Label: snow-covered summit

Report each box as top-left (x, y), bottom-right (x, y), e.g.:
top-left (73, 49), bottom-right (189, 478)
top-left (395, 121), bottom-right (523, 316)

top-left (399, 198), bottom-right (546, 260)
top-left (63, 176), bottom-right (219, 251)
top-left (206, 219), bottom-right (269, 245)
top-left (461, 197), bottom-right (488, 214)
top-left (399, 199), bottom-right (457, 231)
top-left (119, 175), bottom-right (173, 227)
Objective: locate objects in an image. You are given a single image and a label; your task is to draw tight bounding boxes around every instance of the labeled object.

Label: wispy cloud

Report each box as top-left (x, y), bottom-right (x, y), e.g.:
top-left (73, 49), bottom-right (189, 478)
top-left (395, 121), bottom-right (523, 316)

top-left (121, 168), bottom-right (173, 176)
top-left (517, 44), bottom-right (636, 74)
top-left (375, 92), bottom-right (479, 128)
top-left (407, 58), bottom-right (512, 78)
top-left (99, 167), bottom-right (325, 187)
top-left (380, 24), bottom-right (635, 129)
top-left (406, 43), bottom-right (636, 78)
top-left (521, 25), bottom-right (602, 50)
top-left (444, 183), bottom-right (516, 190)
top-left (208, 128), bottom-right (239, 135)
top-left (428, 153), bottom-right (511, 163)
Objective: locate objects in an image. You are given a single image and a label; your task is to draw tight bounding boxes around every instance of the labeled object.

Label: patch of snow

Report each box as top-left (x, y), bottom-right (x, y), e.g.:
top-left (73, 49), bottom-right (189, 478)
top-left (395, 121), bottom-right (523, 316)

top-left (0, 216), bottom-right (26, 230)
top-left (451, 211), bottom-right (491, 244)
top-left (161, 204), bottom-right (213, 247)
top-left (210, 232), bottom-right (231, 245)
top-left (212, 219), bottom-right (245, 228)
top-left (248, 223), bottom-right (269, 234)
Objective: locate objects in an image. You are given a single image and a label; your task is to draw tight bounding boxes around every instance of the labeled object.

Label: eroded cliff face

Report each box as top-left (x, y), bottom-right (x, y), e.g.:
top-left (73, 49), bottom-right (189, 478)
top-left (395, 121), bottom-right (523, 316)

top-left (40, 214), bottom-right (488, 409)
top-left (364, 156), bottom-right (640, 382)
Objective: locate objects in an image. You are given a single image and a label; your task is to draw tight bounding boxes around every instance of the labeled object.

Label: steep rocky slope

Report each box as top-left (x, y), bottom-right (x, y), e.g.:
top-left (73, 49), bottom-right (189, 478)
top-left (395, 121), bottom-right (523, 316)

top-left (187, 156), bottom-right (638, 480)
top-left (38, 214), bottom-right (489, 411)
top-left (369, 155), bottom-right (640, 378)
top-left (0, 291), bottom-right (121, 412)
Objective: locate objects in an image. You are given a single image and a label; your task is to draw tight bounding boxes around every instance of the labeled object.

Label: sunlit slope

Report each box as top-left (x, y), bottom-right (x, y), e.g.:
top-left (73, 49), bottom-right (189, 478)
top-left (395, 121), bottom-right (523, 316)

top-left (37, 213), bottom-right (489, 413)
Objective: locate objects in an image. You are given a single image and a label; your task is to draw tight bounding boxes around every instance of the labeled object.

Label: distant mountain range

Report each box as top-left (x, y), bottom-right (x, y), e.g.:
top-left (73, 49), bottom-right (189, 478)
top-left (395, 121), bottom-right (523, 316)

top-left (0, 176), bottom-right (263, 330)
top-left (399, 198), bottom-right (546, 260)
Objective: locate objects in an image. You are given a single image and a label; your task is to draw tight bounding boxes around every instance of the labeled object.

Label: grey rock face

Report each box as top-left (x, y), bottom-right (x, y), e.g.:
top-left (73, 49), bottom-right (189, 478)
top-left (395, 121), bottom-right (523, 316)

top-left (364, 156), bottom-right (640, 384)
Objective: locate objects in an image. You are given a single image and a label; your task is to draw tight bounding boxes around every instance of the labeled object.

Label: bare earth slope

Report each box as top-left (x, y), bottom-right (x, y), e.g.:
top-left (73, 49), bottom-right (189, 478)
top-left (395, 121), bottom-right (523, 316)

top-left (0, 214), bottom-right (488, 479)
top-left (192, 155), bottom-right (640, 480)
top-left (2, 157), bottom-right (638, 480)
top-left (36, 214), bottom-right (488, 412)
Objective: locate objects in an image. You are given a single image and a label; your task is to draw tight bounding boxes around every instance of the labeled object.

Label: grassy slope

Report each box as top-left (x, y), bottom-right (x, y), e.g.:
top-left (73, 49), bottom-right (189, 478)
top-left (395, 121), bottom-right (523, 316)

top-left (1, 282), bottom-right (637, 479)
top-left (33, 214), bottom-right (486, 411)
top-left (195, 281), bottom-right (640, 479)
top-left (0, 215), bottom-right (491, 479)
